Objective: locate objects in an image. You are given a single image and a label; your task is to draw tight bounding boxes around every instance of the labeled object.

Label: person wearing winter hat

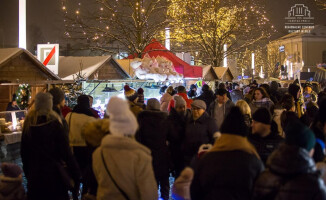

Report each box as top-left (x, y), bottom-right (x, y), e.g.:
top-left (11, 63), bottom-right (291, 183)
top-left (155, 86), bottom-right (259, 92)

top-left (209, 88), bottom-right (235, 130)
top-left (137, 88), bottom-right (145, 108)
top-left (196, 84), bottom-right (215, 112)
top-left (146, 98), bottom-right (160, 111)
top-left (92, 97), bottom-right (158, 200)
top-left (303, 82), bottom-right (318, 106)
top-left (48, 87), bottom-right (72, 135)
top-left (65, 94), bottom-right (96, 195)
top-left (248, 107), bottom-right (284, 164)
top-left (136, 98), bottom-right (169, 200)
top-left (191, 107), bottom-right (264, 200)
top-left (5, 93), bottom-right (23, 122)
top-left (253, 120), bottom-right (326, 200)
top-left (168, 86), bottom-right (193, 112)
top-left (166, 95), bottom-right (192, 178)
top-left (0, 163), bottom-right (25, 200)
top-left (183, 100), bottom-right (218, 166)
top-left (160, 86), bottom-right (174, 112)
top-left (21, 92), bottom-right (81, 200)
top-left (123, 85), bottom-right (143, 117)
top-left (187, 84), bottom-right (197, 99)
top-left (49, 87), bottom-right (65, 114)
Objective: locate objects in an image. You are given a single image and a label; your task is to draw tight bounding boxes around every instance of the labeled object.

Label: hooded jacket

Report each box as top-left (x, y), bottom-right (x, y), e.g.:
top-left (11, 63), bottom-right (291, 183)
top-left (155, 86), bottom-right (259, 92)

top-left (92, 135), bottom-right (158, 200)
top-left (191, 134), bottom-right (264, 200)
top-left (0, 176), bottom-right (25, 200)
top-left (253, 143), bottom-right (326, 200)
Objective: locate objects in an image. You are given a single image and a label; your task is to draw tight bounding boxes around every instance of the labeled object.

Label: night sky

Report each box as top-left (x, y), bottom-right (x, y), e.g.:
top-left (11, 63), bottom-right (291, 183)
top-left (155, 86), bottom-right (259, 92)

top-left (0, 0), bottom-right (325, 54)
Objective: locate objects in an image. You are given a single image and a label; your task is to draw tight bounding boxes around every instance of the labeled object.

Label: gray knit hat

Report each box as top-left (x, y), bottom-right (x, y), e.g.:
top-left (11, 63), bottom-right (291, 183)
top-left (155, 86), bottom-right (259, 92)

top-left (174, 95), bottom-right (186, 108)
top-left (146, 98), bottom-right (160, 110)
top-left (191, 100), bottom-right (206, 110)
top-left (35, 92), bottom-right (53, 114)
top-left (49, 87), bottom-right (65, 105)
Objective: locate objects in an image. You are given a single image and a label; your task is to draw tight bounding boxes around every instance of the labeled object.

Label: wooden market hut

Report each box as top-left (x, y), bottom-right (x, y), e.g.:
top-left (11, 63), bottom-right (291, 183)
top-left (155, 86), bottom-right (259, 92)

top-left (0, 48), bottom-right (61, 111)
top-left (58, 56), bottom-right (131, 81)
top-left (213, 67), bottom-right (234, 82)
top-left (202, 65), bottom-right (218, 81)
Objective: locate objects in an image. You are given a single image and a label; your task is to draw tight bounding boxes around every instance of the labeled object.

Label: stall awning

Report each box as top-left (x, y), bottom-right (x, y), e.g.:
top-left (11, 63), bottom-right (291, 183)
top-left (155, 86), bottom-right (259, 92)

top-left (128, 40), bottom-right (202, 78)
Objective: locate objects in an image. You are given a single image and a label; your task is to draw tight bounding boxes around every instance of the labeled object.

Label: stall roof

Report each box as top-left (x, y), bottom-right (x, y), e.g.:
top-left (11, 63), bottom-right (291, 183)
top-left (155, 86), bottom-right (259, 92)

top-left (127, 40), bottom-right (203, 78)
top-left (214, 67), bottom-right (234, 81)
top-left (0, 48), bottom-right (61, 81)
top-left (116, 59), bottom-right (135, 78)
top-left (202, 65), bottom-right (218, 81)
top-left (59, 56), bottom-right (130, 80)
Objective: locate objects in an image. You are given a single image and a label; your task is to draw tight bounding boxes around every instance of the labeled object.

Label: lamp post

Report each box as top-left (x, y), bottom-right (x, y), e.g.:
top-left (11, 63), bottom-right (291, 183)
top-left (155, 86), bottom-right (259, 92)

top-left (251, 53), bottom-right (255, 81)
top-left (223, 44), bottom-right (227, 67)
top-left (19, 0), bottom-right (26, 49)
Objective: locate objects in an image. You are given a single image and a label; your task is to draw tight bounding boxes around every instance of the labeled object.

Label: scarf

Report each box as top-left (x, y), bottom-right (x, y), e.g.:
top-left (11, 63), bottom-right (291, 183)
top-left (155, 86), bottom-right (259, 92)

top-left (210, 134), bottom-right (260, 159)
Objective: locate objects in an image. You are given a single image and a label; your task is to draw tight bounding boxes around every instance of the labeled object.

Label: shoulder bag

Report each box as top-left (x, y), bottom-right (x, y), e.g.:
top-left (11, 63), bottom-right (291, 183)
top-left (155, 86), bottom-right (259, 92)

top-left (101, 149), bottom-right (130, 200)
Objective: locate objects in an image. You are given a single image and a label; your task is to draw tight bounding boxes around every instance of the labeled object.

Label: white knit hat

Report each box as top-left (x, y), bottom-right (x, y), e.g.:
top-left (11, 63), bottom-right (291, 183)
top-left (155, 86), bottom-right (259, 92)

top-left (106, 97), bottom-right (138, 136)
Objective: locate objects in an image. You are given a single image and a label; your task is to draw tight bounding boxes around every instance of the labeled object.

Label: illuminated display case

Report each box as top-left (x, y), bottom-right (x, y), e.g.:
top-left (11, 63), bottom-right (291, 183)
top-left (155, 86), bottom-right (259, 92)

top-left (0, 110), bottom-right (26, 134)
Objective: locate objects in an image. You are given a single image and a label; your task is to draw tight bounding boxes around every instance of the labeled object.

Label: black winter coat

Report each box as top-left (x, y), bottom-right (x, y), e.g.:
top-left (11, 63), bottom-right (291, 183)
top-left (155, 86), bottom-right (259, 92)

top-left (136, 110), bottom-right (169, 179)
top-left (248, 132), bottom-right (284, 165)
top-left (196, 90), bottom-right (215, 112)
top-left (166, 108), bottom-right (192, 177)
top-left (253, 143), bottom-right (326, 200)
top-left (191, 150), bottom-right (264, 200)
top-left (182, 112), bottom-right (218, 165)
top-left (21, 116), bottom-right (80, 200)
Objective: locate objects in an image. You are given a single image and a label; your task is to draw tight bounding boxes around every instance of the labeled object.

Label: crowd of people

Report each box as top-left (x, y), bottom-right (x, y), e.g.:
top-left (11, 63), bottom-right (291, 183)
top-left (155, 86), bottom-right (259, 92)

top-left (1, 79), bottom-right (326, 200)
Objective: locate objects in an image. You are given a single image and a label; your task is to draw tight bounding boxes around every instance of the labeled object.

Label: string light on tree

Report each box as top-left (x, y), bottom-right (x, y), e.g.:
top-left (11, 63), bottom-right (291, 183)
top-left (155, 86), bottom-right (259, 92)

top-left (15, 84), bottom-right (31, 110)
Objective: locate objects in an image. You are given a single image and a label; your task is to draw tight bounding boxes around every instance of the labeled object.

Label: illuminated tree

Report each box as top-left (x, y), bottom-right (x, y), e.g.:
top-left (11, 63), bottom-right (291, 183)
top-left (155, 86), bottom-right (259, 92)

top-left (167, 0), bottom-right (275, 67)
top-left (315, 0), bottom-right (326, 9)
top-left (236, 45), bottom-right (280, 79)
top-left (62, 0), bottom-right (168, 56)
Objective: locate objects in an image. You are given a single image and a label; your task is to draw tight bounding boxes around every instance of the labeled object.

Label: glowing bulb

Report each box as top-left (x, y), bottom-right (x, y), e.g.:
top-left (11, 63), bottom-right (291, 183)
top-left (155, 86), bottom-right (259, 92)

top-left (76, 10), bottom-right (79, 14)
top-left (62, 6), bottom-right (66, 10)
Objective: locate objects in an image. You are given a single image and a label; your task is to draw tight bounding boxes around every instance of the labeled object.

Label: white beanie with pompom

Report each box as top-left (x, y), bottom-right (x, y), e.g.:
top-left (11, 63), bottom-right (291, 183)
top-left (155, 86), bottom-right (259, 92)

top-left (106, 97), bottom-right (138, 136)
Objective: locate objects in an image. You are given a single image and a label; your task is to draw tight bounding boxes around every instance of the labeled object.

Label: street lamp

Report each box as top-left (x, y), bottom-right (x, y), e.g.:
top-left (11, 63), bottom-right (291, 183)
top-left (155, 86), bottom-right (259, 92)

top-left (251, 53), bottom-right (255, 81)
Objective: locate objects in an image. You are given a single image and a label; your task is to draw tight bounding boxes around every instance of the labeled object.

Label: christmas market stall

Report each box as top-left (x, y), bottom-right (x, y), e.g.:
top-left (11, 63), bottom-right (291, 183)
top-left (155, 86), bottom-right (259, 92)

top-left (0, 48), bottom-right (61, 160)
top-left (57, 55), bottom-right (136, 117)
top-left (127, 39), bottom-right (203, 89)
top-left (214, 67), bottom-right (234, 82)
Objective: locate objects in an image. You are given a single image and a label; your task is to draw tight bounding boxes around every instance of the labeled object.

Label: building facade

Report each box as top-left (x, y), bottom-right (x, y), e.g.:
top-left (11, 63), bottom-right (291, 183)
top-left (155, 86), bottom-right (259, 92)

top-left (268, 25), bottom-right (326, 78)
